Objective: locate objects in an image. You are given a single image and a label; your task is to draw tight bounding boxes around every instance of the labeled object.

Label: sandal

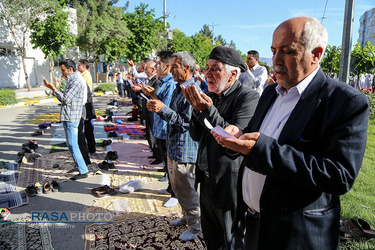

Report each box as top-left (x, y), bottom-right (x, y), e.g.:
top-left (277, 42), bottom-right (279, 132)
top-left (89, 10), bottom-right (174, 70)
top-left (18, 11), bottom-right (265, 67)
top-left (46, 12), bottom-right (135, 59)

top-left (339, 219), bottom-right (366, 241)
top-left (353, 218), bottom-right (375, 239)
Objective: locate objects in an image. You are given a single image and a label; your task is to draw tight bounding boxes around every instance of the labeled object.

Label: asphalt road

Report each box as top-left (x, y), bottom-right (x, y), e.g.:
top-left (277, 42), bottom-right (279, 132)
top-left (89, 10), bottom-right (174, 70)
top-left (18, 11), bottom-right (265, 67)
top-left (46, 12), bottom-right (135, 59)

top-left (0, 95), bottom-right (155, 250)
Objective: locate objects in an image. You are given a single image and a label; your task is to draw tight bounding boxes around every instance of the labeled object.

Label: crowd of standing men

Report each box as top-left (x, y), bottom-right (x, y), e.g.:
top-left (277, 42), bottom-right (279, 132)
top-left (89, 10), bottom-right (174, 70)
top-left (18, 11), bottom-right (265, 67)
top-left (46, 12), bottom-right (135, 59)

top-left (45, 16), bottom-right (369, 250)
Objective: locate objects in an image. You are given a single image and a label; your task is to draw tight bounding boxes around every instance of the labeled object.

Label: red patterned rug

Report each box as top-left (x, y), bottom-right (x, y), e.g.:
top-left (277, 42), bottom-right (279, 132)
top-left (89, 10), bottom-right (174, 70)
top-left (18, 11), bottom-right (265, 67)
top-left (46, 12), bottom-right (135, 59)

top-left (114, 123), bottom-right (146, 135)
top-left (84, 212), bottom-right (206, 250)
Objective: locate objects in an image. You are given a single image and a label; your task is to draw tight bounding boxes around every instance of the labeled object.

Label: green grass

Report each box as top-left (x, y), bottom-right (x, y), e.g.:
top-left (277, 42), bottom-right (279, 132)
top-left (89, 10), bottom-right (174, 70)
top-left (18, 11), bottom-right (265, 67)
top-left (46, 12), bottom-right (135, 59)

top-left (340, 118), bottom-right (375, 248)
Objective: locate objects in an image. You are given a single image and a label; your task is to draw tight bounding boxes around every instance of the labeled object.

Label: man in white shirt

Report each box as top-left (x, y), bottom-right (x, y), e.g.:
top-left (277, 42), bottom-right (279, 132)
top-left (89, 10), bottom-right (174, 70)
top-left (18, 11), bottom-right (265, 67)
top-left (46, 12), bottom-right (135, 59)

top-left (239, 50), bottom-right (268, 96)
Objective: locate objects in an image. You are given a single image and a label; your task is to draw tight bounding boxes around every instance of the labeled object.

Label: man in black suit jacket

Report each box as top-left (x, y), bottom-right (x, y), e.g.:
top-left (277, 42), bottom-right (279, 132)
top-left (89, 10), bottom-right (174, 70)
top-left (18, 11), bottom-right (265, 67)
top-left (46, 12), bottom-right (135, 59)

top-left (142, 61), bottom-right (161, 163)
top-left (183, 46), bottom-right (259, 249)
top-left (212, 17), bottom-right (369, 249)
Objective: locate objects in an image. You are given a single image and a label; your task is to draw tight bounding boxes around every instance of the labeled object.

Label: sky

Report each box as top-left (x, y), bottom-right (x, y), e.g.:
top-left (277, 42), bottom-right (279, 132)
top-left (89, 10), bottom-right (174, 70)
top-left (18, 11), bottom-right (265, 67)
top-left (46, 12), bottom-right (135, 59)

top-left (116, 0), bottom-right (374, 60)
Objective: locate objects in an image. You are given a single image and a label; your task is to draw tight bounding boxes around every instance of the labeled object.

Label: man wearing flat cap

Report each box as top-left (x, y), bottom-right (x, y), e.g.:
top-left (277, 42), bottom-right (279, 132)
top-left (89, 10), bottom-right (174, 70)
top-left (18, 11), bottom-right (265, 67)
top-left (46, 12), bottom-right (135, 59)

top-left (182, 46), bottom-right (259, 249)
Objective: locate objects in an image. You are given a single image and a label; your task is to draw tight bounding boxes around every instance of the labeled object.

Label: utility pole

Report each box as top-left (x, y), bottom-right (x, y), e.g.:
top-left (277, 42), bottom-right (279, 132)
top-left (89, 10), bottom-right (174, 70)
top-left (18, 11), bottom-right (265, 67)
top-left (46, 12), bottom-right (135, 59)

top-left (339, 0), bottom-right (355, 83)
top-left (211, 23), bottom-right (219, 44)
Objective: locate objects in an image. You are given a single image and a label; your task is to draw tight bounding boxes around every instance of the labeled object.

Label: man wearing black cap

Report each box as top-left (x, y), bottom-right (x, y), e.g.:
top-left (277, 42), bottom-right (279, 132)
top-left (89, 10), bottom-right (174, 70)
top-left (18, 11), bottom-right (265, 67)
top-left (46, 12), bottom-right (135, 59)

top-left (182, 46), bottom-right (259, 249)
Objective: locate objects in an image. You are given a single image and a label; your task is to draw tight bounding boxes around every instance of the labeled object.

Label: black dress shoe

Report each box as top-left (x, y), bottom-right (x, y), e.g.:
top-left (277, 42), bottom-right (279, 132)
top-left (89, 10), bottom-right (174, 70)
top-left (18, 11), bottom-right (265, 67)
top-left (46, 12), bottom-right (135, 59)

top-left (70, 173), bottom-right (88, 180)
top-left (150, 158), bottom-right (163, 165)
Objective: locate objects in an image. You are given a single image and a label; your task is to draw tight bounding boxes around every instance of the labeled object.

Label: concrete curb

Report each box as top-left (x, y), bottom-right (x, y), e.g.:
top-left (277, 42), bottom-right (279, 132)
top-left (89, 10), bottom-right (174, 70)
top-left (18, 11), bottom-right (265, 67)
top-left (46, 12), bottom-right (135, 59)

top-left (0, 92), bottom-right (108, 109)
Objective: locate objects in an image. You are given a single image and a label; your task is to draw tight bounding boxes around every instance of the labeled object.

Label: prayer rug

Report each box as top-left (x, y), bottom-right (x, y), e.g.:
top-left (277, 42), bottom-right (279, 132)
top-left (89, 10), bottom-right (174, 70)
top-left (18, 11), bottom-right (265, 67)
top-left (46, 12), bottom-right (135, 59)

top-left (26, 110), bottom-right (106, 125)
top-left (87, 191), bottom-right (181, 221)
top-left (50, 121), bottom-right (107, 145)
top-left (110, 140), bottom-right (163, 172)
top-left (26, 112), bottom-right (60, 125)
top-left (0, 222), bottom-right (54, 250)
top-left (17, 150), bottom-right (105, 188)
top-left (117, 100), bottom-right (132, 107)
top-left (114, 123), bottom-right (146, 136)
top-left (84, 211), bottom-right (206, 250)
top-left (0, 161), bottom-right (29, 209)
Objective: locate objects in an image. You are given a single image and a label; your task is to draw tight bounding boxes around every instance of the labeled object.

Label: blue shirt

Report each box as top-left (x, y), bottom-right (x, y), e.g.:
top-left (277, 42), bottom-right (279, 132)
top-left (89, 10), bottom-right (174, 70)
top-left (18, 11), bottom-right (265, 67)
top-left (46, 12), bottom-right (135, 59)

top-left (153, 73), bottom-right (176, 140)
top-left (158, 77), bottom-right (201, 163)
top-left (54, 72), bottom-right (85, 123)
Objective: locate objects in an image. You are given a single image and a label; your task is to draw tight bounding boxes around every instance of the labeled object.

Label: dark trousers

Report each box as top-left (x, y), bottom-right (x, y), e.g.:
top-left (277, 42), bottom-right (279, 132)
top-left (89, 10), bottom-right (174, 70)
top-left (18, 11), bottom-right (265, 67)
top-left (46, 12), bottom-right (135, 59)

top-left (145, 114), bottom-right (159, 158)
top-left (156, 138), bottom-right (176, 198)
top-left (200, 175), bottom-right (245, 250)
top-left (84, 119), bottom-right (96, 153)
top-left (245, 210), bottom-right (260, 250)
top-left (78, 118), bottom-right (91, 165)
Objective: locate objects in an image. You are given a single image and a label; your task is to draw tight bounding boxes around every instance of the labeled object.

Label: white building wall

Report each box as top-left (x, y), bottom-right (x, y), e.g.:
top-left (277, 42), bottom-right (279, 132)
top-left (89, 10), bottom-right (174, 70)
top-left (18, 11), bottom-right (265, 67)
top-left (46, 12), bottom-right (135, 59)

top-left (0, 7), bottom-right (78, 89)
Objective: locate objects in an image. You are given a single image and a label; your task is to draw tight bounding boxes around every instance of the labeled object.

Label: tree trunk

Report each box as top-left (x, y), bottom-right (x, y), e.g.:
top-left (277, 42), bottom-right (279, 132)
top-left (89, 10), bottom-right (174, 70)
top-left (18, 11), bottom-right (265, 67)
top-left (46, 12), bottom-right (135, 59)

top-left (357, 73), bottom-right (361, 90)
top-left (21, 55), bottom-right (32, 91)
top-left (49, 60), bottom-right (56, 87)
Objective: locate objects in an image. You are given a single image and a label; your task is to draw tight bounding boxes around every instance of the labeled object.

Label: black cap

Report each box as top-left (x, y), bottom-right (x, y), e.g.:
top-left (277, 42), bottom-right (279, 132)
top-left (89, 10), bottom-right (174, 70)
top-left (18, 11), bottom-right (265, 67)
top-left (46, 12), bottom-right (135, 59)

top-left (208, 46), bottom-right (247, 72)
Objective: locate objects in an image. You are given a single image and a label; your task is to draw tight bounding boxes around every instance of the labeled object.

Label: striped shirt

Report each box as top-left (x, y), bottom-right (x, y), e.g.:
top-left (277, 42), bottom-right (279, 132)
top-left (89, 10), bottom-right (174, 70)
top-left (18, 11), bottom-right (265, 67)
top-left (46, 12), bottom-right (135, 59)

top-left (158, 77), bottom-right (201, 163)
top-left (54, 72), bottom-right (85, 123)
top-left (153, 73), bottom-right (176, 140)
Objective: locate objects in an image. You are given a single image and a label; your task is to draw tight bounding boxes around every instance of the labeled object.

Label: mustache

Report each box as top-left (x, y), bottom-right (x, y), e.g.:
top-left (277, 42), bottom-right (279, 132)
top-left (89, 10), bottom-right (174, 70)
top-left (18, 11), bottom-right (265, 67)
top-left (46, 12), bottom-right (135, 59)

top-left (274, 65), bottom-right (287, 72)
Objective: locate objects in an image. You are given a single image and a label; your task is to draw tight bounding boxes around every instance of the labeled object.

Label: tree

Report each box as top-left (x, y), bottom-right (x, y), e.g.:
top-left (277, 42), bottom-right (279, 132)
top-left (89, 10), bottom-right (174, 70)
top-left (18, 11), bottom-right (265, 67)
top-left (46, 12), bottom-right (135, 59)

top-left (168, 29), bottom-right (193, 54)
top-left (124, 3), bottom-right (166, 62)
top-left (321, 45), bottom-right (341, 75)
top-left (75, 0), bottom-right (130, 61)
top-left (0, 0), bottom-right (52, 91)
top-left (199, 24), bottom-right (213, 41)
top-left (351, 42), bottom-right (375, 89)
top-left (30, 1), bottom-right (76, 87)
top-left (191, 33), bottom-right (215, 67)
top-left (215, 35), bottom-right (227, 46)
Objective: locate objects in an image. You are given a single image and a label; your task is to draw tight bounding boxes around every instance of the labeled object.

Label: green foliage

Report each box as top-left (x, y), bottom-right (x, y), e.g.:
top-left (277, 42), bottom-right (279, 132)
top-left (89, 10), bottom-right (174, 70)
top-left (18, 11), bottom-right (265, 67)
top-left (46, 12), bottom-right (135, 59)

top-left (124, 3), bottom-right (166, 62)
top-left (75, 0), bottom-right (130, 62)
top-left (30, 5), bottom-right (76, 60)
top-left (94, 83), bottom-right (116, 92)
top-left (352, 42), bottom-right (375, 76)
top-left (199, 24), bottom-right (213, 40)
top-left (340, 118), bottom-right (375, 249)
top-left (0, 88), bottom-right (17, 106)
top-left (167, 25), bottom-right (238, 68)
top-left (362, 92), bottom-right (375, 119)
top-left (0, 0), bottom-right (53, 91)
top-left (321, 45), bottom-right (341, 75)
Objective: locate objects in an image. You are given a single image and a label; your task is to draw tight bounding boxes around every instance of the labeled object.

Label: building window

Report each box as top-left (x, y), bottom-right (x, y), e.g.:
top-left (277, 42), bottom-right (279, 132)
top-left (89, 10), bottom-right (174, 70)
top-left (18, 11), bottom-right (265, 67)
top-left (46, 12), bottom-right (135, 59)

top-left (0, 48), bottom-right (20, 56)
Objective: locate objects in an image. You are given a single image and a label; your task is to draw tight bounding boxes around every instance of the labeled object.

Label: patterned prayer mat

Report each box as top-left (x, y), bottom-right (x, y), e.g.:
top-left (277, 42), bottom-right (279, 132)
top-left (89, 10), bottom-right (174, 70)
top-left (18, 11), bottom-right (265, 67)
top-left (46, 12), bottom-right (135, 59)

top-left (84, 211), bottom-right (206, 250)
top-left (117, 100), bottom-right (132, 107)
top-left (26, 110), bottom-right (106, 125)
top-left (17, 150), bottom-right (106, 188)
top-left (0, 222), bottom-right (54, 250)
top-left (110, 140), bottom-right (163, 172)
top-left (26, 112), bottom-right (60, 125)
top-left (0, 161), bottom-right (28, 209)
top-left (50, 121), bottom-right (107, 146)
top-left (86, 191), bottom-right (181, 221)
top-left (114, 122), bottom-right (146, 136)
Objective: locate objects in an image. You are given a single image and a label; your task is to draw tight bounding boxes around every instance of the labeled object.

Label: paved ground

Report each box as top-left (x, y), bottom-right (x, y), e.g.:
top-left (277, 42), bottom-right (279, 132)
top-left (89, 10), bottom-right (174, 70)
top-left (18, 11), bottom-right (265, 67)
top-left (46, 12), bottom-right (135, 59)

top-left (0, 89), bottom-right (168, 250)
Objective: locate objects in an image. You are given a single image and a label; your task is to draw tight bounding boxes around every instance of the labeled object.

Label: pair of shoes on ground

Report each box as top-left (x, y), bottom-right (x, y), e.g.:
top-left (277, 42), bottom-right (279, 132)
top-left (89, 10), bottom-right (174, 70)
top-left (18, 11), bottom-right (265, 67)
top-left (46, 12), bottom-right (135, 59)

top-left (102, 139), bottom-right (112, 147)
top-left (98, 160), bottom-right (117, 171)
top-left (0, 208), bottom-right (11, 220)
top-left (70, 173), bottom-right (88, 180)
top-left (150, 158), bottom-right (163, 165)
top-left (108, 131), bottom-right (118, 137)
top-left (22, 140), bottom-right (38, 150)
top-left (105, 151), bottom-right (118, 161)
top-left (25, 181), bottom-right (59, 196)
top-left (169, 218), bottom-right (200, 241)
top-left (91, 185), bottom-right (116, 197)
top-left (31, 130), bottom-right (44, 136)
top-left (340, 218), bottom-right (375, 241)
